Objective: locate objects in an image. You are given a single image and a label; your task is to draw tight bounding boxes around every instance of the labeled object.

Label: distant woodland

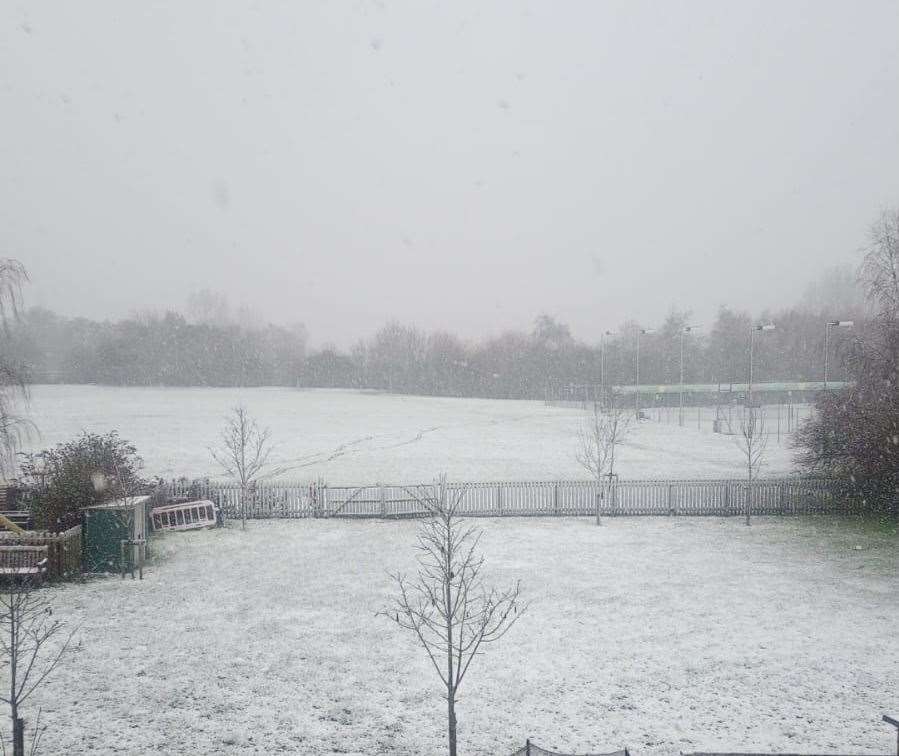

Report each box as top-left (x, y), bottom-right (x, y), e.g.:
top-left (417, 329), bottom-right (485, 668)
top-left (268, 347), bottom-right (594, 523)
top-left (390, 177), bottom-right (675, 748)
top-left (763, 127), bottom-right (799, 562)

top-left (7, 266), bottom-right (865, 399)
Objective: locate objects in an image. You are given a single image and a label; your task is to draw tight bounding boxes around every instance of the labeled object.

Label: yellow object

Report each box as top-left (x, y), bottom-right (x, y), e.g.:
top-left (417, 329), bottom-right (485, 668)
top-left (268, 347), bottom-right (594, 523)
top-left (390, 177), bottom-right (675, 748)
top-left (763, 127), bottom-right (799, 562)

top-left (0, 514), bottom-right (25, 535)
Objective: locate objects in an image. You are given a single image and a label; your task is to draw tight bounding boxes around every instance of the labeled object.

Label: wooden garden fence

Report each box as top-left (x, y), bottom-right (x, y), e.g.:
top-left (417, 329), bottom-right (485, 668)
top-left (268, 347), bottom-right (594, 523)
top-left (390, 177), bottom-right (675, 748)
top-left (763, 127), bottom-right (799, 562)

top-left (0, 524), bottom-right (82, 579)
top-left (166, 477), bottom-right (848, 521)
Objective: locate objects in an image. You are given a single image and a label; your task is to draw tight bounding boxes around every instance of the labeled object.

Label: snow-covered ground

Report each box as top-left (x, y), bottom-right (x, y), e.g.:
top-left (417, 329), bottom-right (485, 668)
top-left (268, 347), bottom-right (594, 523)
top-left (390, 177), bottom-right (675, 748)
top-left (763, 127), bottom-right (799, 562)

top-left (29, 516), bottom-right (899, 755)
top-left (23, 386), bottom-right (798, 482)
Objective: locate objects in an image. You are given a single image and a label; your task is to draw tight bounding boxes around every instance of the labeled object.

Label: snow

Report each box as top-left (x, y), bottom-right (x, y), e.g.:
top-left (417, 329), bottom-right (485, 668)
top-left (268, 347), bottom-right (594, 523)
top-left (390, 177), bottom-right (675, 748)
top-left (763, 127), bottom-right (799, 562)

top-left (23, 386), bottom-right (798, 483)
top-left (26, 516), bottom-right (898, 755)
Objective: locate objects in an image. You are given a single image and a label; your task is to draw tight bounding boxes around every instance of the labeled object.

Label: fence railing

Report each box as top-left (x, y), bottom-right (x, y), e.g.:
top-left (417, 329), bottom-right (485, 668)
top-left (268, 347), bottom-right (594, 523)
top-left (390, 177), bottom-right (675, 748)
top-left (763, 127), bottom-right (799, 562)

top-left (0, 525), bottom-right (83, 579)
top-left (166, 477), bottom-right (848, 521)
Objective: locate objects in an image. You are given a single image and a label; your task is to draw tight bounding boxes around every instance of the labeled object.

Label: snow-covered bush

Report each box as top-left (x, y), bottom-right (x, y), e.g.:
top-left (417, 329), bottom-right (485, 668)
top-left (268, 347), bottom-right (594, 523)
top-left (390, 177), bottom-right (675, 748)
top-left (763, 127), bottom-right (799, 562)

top-left (18, 431), bottom-right (146, 531)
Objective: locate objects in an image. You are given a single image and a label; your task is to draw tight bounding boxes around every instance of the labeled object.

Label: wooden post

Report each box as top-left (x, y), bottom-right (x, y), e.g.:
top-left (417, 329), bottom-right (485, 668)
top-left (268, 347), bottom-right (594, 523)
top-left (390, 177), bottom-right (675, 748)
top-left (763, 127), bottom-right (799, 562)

top-left (724, 483), bottom-right (730, 515)
top-left (379, 484), bottom-right (386, 518)
top-left (495, 484), bottom-right (502, 516)
top-left (553, 482), bottom-right (560, 515)
top-left (668, 483), bottom-right (675, 515)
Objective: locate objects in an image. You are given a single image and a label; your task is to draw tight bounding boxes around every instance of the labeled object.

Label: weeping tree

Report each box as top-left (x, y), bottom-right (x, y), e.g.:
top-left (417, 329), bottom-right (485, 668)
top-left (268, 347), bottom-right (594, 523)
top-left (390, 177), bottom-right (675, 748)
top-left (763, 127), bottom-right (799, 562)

top-left (382, 476), bottom-right (525, 756)
top-left (859, 208), bottom-right (899, 320)
top-left (575, 391), bottom-right (631, 525)
top-left (794, 208), bottom-right (899, 516)
top-left (209, 406), bottom-right (275, 529)
top-left (0, 260), bottom-right (31, 478)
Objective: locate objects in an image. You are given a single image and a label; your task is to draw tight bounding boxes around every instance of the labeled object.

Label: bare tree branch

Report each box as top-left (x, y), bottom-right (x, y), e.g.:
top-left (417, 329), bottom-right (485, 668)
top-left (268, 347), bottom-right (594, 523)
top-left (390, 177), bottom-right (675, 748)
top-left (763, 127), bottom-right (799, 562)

top-left (380, 475), bottom-right (526, 756)
top-left (735, 406), bottom-right (769, 525)
top-left (574, 391), bottom-right (631, 524)
top-left (0, 577), bottom-right (77, 756)
top-left (860, 208), bottom-right (899, 319)
top-left (208, 406), bottom-right (276, 529)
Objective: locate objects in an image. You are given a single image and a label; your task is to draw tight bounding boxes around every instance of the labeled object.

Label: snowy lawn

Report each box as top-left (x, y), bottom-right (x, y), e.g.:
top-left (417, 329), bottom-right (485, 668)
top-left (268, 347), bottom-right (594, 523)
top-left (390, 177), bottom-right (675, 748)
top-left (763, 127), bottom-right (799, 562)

top-left (24, 386), bottom-right (798, 482)
top-left (27, 516), bottom-right (899, 755)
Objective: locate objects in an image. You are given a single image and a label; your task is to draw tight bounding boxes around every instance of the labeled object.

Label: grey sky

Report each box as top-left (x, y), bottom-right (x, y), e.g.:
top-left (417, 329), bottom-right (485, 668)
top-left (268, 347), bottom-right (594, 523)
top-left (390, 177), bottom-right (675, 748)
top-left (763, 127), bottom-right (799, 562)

top-left (2, 1), bottom-right (898, 348)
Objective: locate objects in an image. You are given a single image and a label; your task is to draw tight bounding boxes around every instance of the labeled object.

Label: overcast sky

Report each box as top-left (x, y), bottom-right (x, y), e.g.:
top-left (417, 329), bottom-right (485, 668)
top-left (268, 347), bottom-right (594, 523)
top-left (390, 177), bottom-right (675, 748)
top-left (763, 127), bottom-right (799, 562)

top-left (2, 1), bottom-right (898, 347)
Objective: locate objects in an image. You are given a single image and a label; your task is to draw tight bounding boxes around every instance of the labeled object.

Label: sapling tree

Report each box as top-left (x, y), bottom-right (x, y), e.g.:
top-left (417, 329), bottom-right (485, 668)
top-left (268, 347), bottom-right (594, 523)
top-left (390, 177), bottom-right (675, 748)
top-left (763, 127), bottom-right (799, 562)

top-left (0, 577), bottom-right (77, 756)
top-left (575, 391), bottom-right (631, 524)
top-left (736, 406), bottom-right (768, 525)
top-left (382, 476), bottom-right (525, 756)
top-left (209, 406), bottom-right (275, 529)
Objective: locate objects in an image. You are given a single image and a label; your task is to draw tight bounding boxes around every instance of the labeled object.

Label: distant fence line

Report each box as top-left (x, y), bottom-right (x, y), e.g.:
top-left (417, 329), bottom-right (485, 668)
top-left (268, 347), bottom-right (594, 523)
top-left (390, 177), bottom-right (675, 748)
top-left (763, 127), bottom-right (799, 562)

top-left (166, 477), bottom-right (847, 520)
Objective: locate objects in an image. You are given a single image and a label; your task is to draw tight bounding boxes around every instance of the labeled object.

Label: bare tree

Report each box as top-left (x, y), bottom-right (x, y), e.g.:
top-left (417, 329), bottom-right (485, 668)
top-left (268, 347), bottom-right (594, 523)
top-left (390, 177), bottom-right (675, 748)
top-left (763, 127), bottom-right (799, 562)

top-left (209, 406), bottom-right (275, 529)
top-left (382, 476), bottom-right (525, 756)
top-left (0, 578), bottom-right (77, 756)
top-left (859, 208), bottom-right (899, 318)
top-left (735, 406), bottom-right (769, 525)
top-left (0, 260), bottom-right (31, 477)
top-left (575, 392), bottom-right (631, 524)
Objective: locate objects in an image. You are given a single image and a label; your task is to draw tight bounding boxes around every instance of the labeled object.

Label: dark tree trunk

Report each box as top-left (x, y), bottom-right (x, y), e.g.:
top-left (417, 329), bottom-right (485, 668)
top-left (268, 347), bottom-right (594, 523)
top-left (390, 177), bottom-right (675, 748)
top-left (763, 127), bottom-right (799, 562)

top-left (447, 693), bottom-right (457, 756)
top-left (13, 716), bottom-right (24, 756)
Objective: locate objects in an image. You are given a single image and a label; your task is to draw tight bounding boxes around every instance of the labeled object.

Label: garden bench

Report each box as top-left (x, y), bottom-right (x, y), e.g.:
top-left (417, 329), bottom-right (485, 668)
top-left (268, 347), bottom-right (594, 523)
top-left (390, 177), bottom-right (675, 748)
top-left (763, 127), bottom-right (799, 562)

top-left (0, 545), bottom-right (49, 582)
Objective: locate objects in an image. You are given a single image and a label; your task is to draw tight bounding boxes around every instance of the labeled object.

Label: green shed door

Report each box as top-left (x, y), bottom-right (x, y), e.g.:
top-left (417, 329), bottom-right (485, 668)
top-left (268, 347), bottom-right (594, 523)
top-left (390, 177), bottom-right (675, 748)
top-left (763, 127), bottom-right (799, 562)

top-left (83, 508), bottom-right (133, 573)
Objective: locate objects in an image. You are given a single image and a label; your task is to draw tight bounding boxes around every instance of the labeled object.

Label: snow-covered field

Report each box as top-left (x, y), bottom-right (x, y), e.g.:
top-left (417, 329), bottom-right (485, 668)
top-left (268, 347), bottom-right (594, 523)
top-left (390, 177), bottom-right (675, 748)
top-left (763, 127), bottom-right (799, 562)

top-left (23, 386), bottom-right (797, 482)
top-left (31, 516), bottom-right (899, 755)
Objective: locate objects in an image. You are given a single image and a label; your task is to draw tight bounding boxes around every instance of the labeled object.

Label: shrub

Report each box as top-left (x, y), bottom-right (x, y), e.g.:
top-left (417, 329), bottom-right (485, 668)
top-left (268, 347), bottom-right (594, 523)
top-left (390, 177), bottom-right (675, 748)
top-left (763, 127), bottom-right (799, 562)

top-left (18, 431), bottom-right (146, 531)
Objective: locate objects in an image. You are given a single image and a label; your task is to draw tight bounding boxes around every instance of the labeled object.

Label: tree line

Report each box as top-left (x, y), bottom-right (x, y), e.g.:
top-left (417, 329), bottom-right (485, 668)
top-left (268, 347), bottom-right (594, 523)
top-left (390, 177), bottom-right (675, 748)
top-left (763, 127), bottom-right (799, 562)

top-left (7, 307), bottom-right (307, 388)
top-left (6, 264), bottom-right (865, 398)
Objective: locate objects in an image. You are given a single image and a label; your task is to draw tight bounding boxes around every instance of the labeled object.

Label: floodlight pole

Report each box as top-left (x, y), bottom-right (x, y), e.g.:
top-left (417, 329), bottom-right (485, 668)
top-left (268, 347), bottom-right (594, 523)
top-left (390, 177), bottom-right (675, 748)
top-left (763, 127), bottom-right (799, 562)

top-left (748, 323), bottom-right (775, 411)
top-left (824, 320), bottom-right (853, 390)
top-left (680, 330), bottom-right (685, 426)
top-left (634, 329), bottom-right (640, 418)
top-left (746, 323), bottom-right (775, 527)
top-left (600, 332), bottom-right (606, 399)
top-left (600, 330), bottom-right (614, 403)
top-left (679, 325), bottom-right (699, 427)
top-left (634, 328), bottom-right (655, 419)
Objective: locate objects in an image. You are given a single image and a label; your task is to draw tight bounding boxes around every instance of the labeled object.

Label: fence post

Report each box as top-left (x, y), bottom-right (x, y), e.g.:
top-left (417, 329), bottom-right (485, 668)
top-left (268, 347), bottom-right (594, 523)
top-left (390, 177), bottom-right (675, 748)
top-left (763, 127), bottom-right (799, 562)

top-left (495, 484), bottom-right (502, 516)
top-left (668, 483), bottom-right (675, 516)
top-left (724, 482), bottom-right (730, 515)
top-left (379, 483), bottom-right (386, 518)
top-left (779, 481), bottom-right (786, 515)
top-left (553, 482), bottom-right (560, 515)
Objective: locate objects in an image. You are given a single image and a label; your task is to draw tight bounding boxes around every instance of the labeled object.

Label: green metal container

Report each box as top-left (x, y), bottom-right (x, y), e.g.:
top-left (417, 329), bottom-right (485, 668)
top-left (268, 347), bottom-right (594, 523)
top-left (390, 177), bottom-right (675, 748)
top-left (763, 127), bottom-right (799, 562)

top-left (82, 497), bottom-right (148, 573)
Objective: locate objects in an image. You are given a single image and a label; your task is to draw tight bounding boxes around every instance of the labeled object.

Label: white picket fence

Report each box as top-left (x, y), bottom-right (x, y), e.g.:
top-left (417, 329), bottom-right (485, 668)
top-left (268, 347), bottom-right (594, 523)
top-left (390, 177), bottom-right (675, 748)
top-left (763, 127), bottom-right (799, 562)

top-left (166, 477), bottom-right (847, 520)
